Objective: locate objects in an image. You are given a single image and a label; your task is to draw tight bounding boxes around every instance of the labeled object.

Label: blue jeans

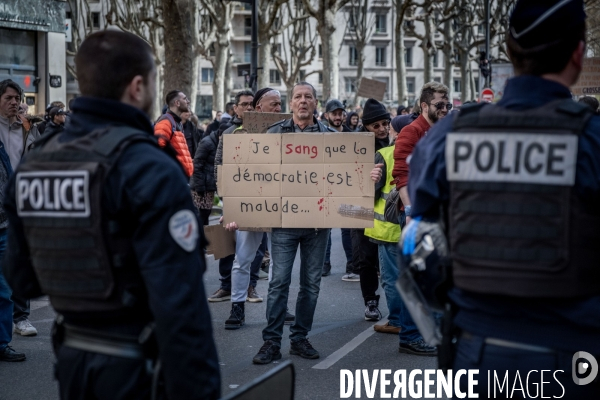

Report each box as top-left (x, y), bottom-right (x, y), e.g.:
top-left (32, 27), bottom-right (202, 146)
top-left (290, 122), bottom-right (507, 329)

top-left (219, 236), bottom-right (264, 292)
top-left (0, 229), bottom-right (13, 350)
top-left (378, 242), bottom-right (422, 344)
top-left (263, 228), bottom-right (330, 343)
top-left (324, 229), bottom-right (353, 271)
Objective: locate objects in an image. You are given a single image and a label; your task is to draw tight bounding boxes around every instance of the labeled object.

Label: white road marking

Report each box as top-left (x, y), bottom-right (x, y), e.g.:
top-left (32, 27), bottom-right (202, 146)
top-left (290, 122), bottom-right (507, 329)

top-left (312, 319), bottom-right (387, 370)
top-left (31, 300), bottom-right (50, 311)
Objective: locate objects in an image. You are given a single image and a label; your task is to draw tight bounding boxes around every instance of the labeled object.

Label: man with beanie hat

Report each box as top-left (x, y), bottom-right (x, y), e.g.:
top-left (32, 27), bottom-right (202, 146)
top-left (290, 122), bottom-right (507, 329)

top-left (405, 0), bottom-right (600, 396)
top-left (322, 99), bottom-right (355, 278)
top-left (392, 82), bottom-right (449, 225)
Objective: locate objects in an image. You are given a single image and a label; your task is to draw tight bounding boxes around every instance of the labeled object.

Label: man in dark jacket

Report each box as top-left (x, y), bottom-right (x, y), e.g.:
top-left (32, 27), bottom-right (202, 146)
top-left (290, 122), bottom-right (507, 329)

top-left (2, 30), bottom-right (220, 399)
top-left (190, 128), bottom-right (219, 225)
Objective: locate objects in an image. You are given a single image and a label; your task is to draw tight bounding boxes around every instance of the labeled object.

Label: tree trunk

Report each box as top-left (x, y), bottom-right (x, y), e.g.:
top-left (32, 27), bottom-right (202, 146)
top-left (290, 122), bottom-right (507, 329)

top-left (317, 7), bottom-right (340, 101)
top-left (459, 50), bottom-right (469, 103)
top-left (395, 0), bottom-right (407, 106)
top-left (212, 42), bottom-right (229, 112)
top-left (353, 42), bottom-right (366, 105)
top-left (224, 50), bottom-right (233, 105)
top-left (258, 37), bottom-right (271, 90)
top-left (162, 0), bottom-right (198, 106)
top-left (421, 17), bottom-right (434, 83)
top-left (442, 20), bottom-right (454, 102)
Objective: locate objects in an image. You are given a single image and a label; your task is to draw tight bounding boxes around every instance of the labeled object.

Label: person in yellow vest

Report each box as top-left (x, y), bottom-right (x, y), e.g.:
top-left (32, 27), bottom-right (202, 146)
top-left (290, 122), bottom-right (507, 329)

top-left (364, 123), bottom-right (436, 356)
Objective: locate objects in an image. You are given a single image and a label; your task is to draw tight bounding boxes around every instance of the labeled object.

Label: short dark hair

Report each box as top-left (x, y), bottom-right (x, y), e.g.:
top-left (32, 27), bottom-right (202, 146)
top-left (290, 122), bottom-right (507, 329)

top-left (419, 82), bottom-right (449, 107)
top-left (292, 82), bottom-right (317, 99)
top-left (166, 90), bottom-right (182, 107)
top-left (225, 102), bottom-right (235, 114)
top-left (75, 30), bottom-right (154, 100)
top-left (0, 79), bottom-right (22, 100)
top-left (578, 96), bottom-right (599, 112)
top-left (507, 24), bottom-right (585, 76)
top-left (235, 90), bottom-right (254, 105)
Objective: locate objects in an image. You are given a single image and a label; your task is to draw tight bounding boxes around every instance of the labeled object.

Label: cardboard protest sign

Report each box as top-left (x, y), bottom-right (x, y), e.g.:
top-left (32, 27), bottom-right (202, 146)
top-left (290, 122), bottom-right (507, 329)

top-left (204, 224), bottom-right (235, 260)
top-left (220, 132), bottom-right (375, 228)
top-left (357, 77), bottom-right (386, 101)
top-left (243, 112), bottom-right (292, 133)
top-left (572, 57), bottom-right (600, 96)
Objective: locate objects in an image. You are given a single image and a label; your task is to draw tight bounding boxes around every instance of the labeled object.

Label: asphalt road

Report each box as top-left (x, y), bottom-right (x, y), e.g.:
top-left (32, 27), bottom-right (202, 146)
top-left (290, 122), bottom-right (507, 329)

top-left (0, 229), bottom-right (441, 400)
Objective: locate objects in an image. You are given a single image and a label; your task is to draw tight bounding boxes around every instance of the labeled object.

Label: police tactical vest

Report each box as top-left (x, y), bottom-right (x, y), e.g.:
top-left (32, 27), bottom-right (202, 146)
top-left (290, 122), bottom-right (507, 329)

top-left (446, 99), bottom-right (600, 297)
top-left (15, 127), bottom-right (158, 313)
top-left (365, 146), bottom-right (401, 243)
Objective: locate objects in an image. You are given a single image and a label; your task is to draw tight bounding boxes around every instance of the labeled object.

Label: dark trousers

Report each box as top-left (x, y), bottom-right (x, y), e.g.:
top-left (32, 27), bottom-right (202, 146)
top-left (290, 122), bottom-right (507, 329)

top-left (324, 229), bottom-right (354, 272)
top-left (351, 229), bottom-right (379, 304)
top-left (12, 294), bottom-right (30, 323)
top-left (219, 233), bottom-right (266, 291)
top-left (57, 346), bottom-right (153, 400)
top-left (199, 209), bottom-right (211, 226)
top-left (454, 333), bottom-right (600, 399)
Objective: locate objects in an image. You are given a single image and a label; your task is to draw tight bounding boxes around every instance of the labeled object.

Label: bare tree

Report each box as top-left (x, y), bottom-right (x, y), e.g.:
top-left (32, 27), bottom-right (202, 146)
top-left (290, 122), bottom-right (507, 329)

top-left (395, 0), bottom-right (413, 106)
top-left (257, 0), bottom-right (287, 89)
top-left (586, 0), bottom-right (600, 56)
top-left (345, 0), bottom-right (375, 104)
top-left (272, 2), bottom-right (318, 101)
top-left (302, 0), bottom-right (351, 101)
top-left (105, 0), bottom-right (165, 117)
top-left (197, 0), bottom-right (233, 112)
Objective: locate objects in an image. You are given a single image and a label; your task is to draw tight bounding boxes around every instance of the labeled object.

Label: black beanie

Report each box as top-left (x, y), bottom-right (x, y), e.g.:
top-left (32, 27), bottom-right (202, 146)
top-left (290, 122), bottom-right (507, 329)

top-left (362, 98), bottom-right (390, 126)
top-left (252, 87), bottom-right (275, 109)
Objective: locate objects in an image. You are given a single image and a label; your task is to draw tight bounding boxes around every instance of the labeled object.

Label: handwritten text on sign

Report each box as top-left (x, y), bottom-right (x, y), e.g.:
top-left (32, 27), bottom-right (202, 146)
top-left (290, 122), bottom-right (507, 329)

top-left (220, 133), bottom-right (375, 228)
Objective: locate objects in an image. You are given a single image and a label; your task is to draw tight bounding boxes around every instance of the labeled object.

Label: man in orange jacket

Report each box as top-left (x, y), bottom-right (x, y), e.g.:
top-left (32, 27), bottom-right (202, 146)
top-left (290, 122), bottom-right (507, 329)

top-left (154, 90), bottom-right (194, 177)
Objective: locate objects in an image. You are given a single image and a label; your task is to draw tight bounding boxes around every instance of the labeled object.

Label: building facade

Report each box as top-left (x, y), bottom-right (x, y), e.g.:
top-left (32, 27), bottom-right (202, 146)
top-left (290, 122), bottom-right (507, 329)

top-left (0, 0), bottom-right (67, 115)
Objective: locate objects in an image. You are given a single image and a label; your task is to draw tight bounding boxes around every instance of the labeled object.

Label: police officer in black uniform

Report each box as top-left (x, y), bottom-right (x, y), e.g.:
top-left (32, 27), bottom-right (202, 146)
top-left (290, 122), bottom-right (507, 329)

top-left (2, 31), bottom-right (220, 400)
top-left (404, 0), bottom-right (600, 397)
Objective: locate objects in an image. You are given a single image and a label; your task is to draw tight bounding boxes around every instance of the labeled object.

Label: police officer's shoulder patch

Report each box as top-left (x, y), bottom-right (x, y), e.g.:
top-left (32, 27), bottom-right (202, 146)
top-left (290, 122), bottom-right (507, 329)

top-left (168, 209), bottom-right (199, 252)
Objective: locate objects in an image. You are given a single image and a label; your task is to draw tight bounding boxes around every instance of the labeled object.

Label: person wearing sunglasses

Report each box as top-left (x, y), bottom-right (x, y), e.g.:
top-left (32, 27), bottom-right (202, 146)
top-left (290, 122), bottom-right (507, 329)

top-left (392, 82), bottom-right (450, 227)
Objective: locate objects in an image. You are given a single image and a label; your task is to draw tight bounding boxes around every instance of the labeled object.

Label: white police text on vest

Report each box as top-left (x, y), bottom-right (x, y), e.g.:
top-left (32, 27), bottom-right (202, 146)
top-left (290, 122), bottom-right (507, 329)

top-left (16, 171), bottom-right (90, 217)
top-left (446, 133), bottom-right (578, 186)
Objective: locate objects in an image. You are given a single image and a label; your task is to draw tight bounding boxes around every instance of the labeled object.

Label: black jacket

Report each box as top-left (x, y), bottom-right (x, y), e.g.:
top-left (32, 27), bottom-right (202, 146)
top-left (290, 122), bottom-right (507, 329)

top-left (42, 121), bottom-right (64, 137)
top-left (190, 130), bottom-right (219, 193)
top-left (204, 118), bottom-right (220, 138)
top-left (266, 116), bottom-right (335, 133)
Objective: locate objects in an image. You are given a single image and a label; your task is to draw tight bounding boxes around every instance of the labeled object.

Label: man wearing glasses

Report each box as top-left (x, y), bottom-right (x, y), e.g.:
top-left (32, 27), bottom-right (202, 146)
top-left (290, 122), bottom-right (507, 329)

top-left (392, 82), bottom-right (450, 225)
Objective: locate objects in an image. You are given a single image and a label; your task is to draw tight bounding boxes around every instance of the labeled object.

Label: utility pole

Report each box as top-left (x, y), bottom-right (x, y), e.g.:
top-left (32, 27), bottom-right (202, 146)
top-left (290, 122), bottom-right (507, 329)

top-left (484, 0), bottom-right (491, 88)
top-left (250, 0), bottom-right (258, 92)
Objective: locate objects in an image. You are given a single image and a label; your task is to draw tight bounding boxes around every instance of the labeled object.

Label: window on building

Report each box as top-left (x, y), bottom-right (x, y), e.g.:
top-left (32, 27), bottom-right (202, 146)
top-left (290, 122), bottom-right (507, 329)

top-left (66, 12), bottom-right (72, 19)
top-left (244, 17), bottom-right (251, 36)
top-left (349, 46), bottom-right (358, 66)
top-left (273, 17), bottom-right (281, 30)
top-left (406, 77), bottom-right (415, 94)
top-left (270, 69), bottom-right (281, 85)
top-left (89, 12), bottom-right (100, 29)
top-left (434, 77), bottom-right (441, 83)
top-left (318, 44), bottom-right (322, 59)
top-left (405, 47), bottom-right (413, 67)
top-left (318, 72), bottom-right (323, 84)
top-left (201, 68), bottom-right (214, 83)
top-left (454, 78), bottom-right (461, 93)
top-left (345, 77), bottom-right (356, 93)
top-left (376, 47), bottom-right (386, 67)
top-left (244, 43), bottom-right (251, 63)
top-left (477, 24), bottom-right (483, 35)
top-left (273, 43), bottom-right (282, 54)
top-left (208, 44), bottom-right (216, 57)
top-left (348, 13), bottom-right (356, 32)
top-left (432, 51), bottom-right (439, 68)
top-left (375, 14), bottom-right (387, 33)
top-left (299, 70), bottom-right (306, 81)
top-left (474, 78), bottom-right (480, 94)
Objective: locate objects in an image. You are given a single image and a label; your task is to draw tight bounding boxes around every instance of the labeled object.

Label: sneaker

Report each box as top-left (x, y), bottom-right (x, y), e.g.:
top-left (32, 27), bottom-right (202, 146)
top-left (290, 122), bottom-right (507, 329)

top-left (0, 346), bottom-right (26, 362)
top-left (284, 311), bottom-right (295, 325)
top-left (247, 286), bottom-right (263, 303)
top-left (399, 339), bottom-right (438, 357)
top-left (225, 302), bottom-right (245, 330)
top-left (14, 319), bottom-right (37, 336)
top-left (208, 288), bottom-right (231, 302)
top-left (290, 338), bottom-right (319, 359)
top-left (322, 262), bottom-right (331, 277)
top-left (342, 273), bottom-right (360, 282)
top-left (374, 321), bottom-right (401, 334)
top-left (258, 269), bottom-right (269, 280)
top-left (364, 300), bottom-right (382, 321)
top-left (252, 340), bottom-right (282, 364)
